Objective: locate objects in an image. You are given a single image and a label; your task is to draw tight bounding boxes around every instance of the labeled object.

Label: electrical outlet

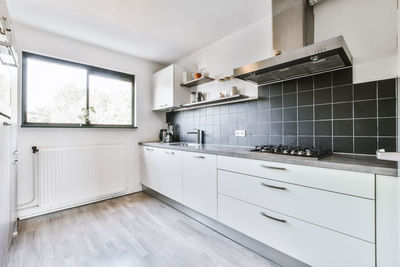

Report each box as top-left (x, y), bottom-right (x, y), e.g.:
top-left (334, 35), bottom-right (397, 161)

top-left (235, 130), bottom-right (246, 137)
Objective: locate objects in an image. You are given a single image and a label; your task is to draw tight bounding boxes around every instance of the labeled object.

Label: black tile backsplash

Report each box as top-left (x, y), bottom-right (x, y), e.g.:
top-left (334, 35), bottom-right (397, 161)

top-left (167, 68), bottom-right (397, 155)
top-left (378, 79), bottom-right (396, 98)
top-left (315, 88), bottom-right (332, 104)
top-left (314, 72), bottom-right (332, 89)
top-left (333, 85), bottom-right (353, 102)
top-left (333, 102), bottom-right (353, 119)
top-left (298, 76), bottom-right (313, 91)
top-left (283, 80), bottom-right (297, 94)
top-left (354, 82), bottom-right (376, 100)
top-left (333, 68), bottom-right (353, 86)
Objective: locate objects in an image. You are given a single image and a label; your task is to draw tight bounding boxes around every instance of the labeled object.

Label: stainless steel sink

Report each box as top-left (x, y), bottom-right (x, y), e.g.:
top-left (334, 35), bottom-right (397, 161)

top-left (168, 142), bottom-right (200, 147)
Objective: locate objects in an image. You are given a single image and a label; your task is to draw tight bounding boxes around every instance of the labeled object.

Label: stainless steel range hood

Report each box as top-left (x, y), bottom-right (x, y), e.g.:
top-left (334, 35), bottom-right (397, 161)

top-left (234, 36), bottom-right (352, 84)
top-left (234, 0), bottom-right (353, 85)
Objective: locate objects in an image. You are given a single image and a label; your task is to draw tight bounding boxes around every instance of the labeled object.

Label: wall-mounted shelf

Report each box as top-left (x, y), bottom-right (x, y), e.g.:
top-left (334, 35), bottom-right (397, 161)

top-left (174, 95), bottom-right (258, 111)
top-left (180, 76), bottom-right (214, 87)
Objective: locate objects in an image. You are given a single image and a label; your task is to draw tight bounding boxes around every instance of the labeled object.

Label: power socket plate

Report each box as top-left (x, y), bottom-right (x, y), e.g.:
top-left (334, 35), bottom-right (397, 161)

top-left (235, 130), bottom-right (246, 137)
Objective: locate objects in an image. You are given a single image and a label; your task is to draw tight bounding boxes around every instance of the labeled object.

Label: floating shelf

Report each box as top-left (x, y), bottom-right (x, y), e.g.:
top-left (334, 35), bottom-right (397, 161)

top-left (180, 76), bottom-right (214, 87)
top-left (174, 94), bottom-right (258, 111)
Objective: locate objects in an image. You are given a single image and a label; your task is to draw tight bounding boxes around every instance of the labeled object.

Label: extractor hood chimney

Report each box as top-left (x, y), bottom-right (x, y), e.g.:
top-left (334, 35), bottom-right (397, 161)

top-left (233, 0), bottom-right (352, 85)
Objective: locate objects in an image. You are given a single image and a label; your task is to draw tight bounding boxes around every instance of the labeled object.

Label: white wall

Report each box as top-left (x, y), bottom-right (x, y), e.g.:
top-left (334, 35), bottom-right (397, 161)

top-left (314, 0), bottom-right (398, 83)
top-left (14, 23), bottom-right (165, 216)
top-left (175, 0), bottom-right (398, 91)
top-left (174, 17), bottom-right (272, 100)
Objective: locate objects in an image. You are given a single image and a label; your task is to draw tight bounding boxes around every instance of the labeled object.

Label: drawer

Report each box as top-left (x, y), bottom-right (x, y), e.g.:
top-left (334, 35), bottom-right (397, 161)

top-left (218, 194), bottom-right (375, 267)
top-left (217, 156), bottom-right (375, 199)
top-left (218, 170), bottom-right (375, 242)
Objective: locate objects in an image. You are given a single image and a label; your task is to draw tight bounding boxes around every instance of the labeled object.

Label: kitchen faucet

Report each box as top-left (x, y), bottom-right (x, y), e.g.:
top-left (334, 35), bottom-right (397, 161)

top-left (187, 129), bottom-right (203, 144)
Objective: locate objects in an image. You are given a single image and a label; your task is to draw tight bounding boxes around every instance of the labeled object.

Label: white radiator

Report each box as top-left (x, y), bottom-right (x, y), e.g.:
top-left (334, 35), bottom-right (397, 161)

top-left (38, 145), bottom-right (127, 210)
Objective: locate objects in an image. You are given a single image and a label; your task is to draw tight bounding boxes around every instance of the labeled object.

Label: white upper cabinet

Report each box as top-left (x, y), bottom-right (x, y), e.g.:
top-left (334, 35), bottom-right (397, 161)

top-left (152, 64), bottom-right (189, 111)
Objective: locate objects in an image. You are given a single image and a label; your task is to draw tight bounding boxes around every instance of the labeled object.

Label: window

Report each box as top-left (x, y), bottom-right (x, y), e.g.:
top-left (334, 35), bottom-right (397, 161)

top-left (22, 52), bottom-right (135, 128)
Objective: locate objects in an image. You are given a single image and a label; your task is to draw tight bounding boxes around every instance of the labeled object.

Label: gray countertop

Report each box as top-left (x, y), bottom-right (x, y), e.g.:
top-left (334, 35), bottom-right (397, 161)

top-left (139, 142), bottom-right (398, 177)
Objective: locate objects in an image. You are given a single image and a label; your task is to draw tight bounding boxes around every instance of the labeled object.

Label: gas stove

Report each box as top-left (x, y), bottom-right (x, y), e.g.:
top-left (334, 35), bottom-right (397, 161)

top-left (250, 145), bottom-right (331, 160)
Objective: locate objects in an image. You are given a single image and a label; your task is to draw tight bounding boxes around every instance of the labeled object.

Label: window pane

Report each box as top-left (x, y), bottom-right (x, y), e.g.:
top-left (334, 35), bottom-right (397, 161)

top-left (89, 74), bottom-right (132, 125)
top-left (25, 58), bottom-right (87, 124)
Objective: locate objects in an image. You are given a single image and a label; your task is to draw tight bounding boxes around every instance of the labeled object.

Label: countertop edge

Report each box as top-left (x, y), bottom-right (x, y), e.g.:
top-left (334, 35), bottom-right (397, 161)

top-left (138, 142), bottom-right (398, 177)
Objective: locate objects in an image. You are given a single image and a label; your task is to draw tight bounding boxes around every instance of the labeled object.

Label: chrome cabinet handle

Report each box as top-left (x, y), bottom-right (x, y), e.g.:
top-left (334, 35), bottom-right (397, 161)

top-left (12, 160), bottom-right (18, 165)
top-left (3, 122), bottom-right (11, 126)
top-left (160, 104), bottom-right (168, 107)
top-left (145, 148), bottom-right (154, 151)
top-left (165, 151), bottom-right (175, 155)
top-left (261, 182), bottom-right (286, 191)
top-left (260, 211), bottom-right (287, 223)
top-left (261, 165), bottom-right (286, 171)
top-left (193, 156), bottom-right (205, 159)
top-left (13, 151), bottom-right (18, 155)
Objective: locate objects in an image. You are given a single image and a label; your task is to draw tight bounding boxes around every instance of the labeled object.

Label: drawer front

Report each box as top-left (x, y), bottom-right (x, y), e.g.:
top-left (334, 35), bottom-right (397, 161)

top-left (182, 152), bottom-right (217, 219)
top-left (218, 170), bottom-right (375, 242)
top-left (218, 194), bottom-right (375, 267)
top-left (217, 156), bottom-right (375, 199)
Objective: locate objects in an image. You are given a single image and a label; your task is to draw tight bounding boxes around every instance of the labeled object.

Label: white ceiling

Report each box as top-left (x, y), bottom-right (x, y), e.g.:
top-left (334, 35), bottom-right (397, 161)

top-left (6, 0), bottom-right (269, 64)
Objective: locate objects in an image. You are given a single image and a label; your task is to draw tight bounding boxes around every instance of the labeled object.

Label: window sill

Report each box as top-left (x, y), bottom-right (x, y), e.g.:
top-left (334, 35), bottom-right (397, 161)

top-left (21, 123), bottom-right (138, 129)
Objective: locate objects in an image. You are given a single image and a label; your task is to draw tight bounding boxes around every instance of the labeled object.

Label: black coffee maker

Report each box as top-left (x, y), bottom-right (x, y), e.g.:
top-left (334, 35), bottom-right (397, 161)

top-left (159, 123), bottom-right (174, 143)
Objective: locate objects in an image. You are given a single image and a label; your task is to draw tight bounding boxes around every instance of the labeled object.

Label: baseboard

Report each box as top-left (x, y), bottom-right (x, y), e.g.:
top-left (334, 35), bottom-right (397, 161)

top-left (17, 189), bottom-right (141, 220)
top-left (142, 186), bottom-right (310, 267)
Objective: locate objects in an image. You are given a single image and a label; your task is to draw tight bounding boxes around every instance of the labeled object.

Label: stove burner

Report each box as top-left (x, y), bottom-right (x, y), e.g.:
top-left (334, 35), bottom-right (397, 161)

top-left (251, 145), bottom-right (330, 160)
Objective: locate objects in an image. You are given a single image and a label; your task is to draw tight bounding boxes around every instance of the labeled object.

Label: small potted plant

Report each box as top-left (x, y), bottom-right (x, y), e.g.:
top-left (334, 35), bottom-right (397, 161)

top-left (79, 106), bottom-right (96, 126)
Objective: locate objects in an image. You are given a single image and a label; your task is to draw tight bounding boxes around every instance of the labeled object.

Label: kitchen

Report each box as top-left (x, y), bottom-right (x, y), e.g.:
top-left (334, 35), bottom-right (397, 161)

top-left (0, 0), bottom-right (399, 266)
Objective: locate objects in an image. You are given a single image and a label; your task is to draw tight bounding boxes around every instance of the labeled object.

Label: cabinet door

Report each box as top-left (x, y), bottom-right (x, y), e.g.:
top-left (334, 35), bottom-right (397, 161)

top-left (140, 146), bottom-right (160, 191)
top-left (152, 65), bottom-right (174, 110)
top-left (157, 149), bottom-right (182, 202)
top-left (182, 152), bottom-right (217, 219)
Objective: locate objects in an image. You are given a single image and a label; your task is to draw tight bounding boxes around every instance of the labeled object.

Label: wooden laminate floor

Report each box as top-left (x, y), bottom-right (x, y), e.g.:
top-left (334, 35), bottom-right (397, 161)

top-left (7, 193), bottom-right (278, 267)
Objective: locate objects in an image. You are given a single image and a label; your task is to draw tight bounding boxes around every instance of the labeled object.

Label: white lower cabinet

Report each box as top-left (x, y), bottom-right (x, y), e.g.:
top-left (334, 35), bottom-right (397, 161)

top-left (217, 155), bottom-right (375, 199)
top-left (141, 147), bottom-right (377, 267)
top-left (182, 152), bottom-right (217, 219)
top-left (140, 146), bottom-right (182, 202)
top-left (218, 194), bottom-right (375, 267)
top-left (376, 175), bottom-right (399, 267)
top-left (217, 156), bottom-right (376, 267)
top-left (218, 170), bottom-right (375, 242)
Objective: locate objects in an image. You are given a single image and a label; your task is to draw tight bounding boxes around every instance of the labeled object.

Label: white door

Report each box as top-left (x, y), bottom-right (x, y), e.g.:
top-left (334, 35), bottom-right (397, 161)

top-left (182, 152), bottom-right (217, 219)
